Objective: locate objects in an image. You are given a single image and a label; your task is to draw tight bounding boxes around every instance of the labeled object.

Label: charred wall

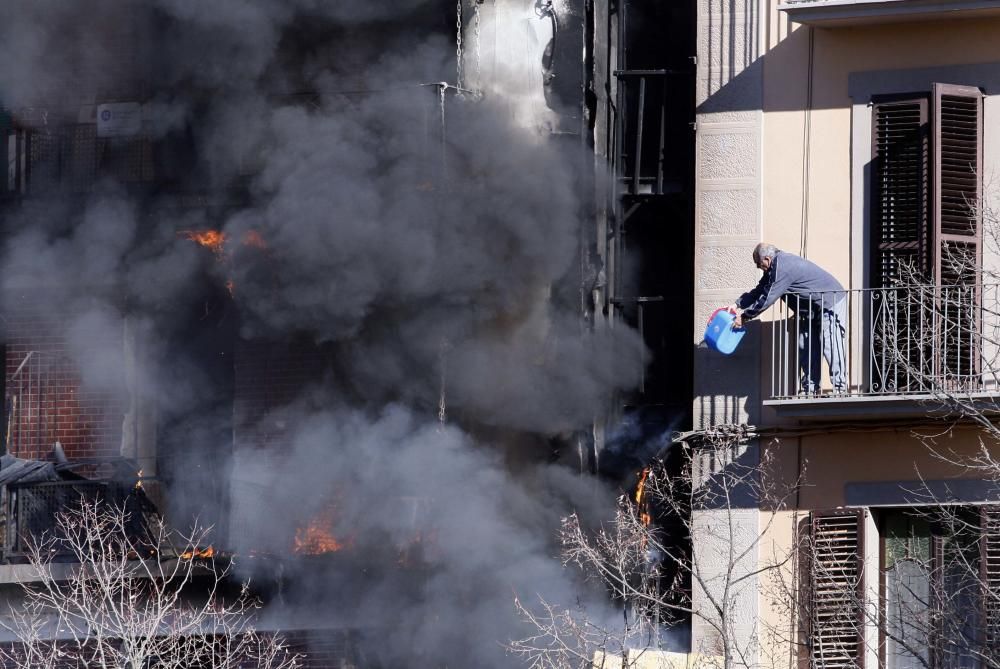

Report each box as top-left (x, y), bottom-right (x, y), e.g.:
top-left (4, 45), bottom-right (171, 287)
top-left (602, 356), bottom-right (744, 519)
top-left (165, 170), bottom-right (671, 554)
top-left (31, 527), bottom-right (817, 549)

top-left (596, 0), bottom-right (697, 463)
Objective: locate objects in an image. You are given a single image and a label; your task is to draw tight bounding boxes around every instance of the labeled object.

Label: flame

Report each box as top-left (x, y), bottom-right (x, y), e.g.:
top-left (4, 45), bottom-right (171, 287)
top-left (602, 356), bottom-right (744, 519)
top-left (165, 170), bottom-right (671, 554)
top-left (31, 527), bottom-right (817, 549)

top-left (293, 511), bottom-right (351, 555)
top-left (180, 546), bottom-right (215, 560)
top-left (179, 229), bottom-right (268, 297)
top-left (635, 467), bottom-right (652, 527)
top-left (180, 230), bottom-right (227, 256)
top-left (134, 469), bottom-right (143, 490)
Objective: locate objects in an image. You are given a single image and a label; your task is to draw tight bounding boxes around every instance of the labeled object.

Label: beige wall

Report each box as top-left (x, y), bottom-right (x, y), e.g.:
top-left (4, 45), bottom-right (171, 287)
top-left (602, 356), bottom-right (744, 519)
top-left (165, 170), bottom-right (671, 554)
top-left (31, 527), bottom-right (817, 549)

top-left (761, 18), bottom-right (1000, 289)
top-left (753, 428), bottom-right (1000, 669)
top-left (693, 12), bottom-right (1000, 665)
top-left (696, 6), bottom-right (1000, 420)
top-left (762, 429), bottom-right (1000, 509)
top-left (747, 17), bottom-right (1000, 409)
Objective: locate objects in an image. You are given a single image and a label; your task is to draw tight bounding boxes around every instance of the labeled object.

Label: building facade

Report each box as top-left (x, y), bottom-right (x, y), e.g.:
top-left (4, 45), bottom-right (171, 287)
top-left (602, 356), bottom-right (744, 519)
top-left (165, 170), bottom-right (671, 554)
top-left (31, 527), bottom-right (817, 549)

top-left (686, 4), bottom-right (1000, 668)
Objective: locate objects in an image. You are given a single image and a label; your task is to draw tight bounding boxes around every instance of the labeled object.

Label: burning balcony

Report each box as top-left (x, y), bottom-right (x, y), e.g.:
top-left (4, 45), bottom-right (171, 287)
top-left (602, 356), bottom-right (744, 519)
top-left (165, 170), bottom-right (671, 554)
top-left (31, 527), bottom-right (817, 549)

top-left (764, 284), bottom-right (1000, 416)
top-left (0, 454), bottom-right (155, 564)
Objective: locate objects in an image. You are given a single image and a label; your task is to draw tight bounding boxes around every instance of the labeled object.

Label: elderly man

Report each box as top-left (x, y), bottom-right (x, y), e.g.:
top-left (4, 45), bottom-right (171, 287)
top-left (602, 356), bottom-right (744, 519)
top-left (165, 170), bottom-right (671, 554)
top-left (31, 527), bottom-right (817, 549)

top-left (731, 243), bottom-right (847, 395)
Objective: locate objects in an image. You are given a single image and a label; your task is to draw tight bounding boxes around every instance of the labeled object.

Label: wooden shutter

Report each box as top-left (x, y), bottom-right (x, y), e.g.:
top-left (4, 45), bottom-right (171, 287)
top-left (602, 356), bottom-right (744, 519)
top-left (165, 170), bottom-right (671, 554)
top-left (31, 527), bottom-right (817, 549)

top-left (870, 98), bottom-right (930, 392)
top-left (810, 511), bottom-right (865, 669)
top-left (872, 97), bottom-right (930, 288)
top-left (932, 84), bottom-right (983, 385)
top-left (981, 506), bottom-right (1000, 649)
top-left (932, 83), bottom-right (983, 286)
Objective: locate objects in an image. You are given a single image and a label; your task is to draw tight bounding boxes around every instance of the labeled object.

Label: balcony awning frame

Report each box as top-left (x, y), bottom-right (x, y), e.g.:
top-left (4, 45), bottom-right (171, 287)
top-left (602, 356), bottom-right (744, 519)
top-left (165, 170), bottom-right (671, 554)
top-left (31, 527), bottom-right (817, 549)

top-left (779, 0), bottom-right (1000, 27)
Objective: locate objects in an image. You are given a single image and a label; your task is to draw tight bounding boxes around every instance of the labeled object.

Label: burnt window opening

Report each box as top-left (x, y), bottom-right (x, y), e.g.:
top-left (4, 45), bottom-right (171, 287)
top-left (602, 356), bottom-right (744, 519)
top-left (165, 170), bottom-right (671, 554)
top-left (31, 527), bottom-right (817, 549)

top-left (605, 0), bottom-right (696, 432)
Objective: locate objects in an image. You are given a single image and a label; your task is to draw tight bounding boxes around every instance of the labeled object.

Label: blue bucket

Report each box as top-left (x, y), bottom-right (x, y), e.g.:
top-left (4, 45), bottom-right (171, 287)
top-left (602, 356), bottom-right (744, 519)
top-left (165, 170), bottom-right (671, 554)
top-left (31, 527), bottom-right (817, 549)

top-left (704, 308), bottom-right (746, 355)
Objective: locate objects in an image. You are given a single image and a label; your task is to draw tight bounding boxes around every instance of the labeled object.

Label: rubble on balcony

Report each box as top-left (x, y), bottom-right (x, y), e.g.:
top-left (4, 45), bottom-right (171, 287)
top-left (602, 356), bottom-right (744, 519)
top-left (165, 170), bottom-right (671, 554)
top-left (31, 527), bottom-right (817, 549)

top-left (0, 453), bottom-right (156, 563)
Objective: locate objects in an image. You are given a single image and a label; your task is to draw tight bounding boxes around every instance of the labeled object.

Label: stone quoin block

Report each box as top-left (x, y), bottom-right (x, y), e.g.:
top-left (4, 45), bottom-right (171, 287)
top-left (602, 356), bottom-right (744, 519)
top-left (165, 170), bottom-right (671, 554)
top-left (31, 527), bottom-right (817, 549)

top-left (699, 187), bottom-right (759, 238)
top-left (696, 245), bottom-right (760, 291)
top-left (697, 11), bottom-right (761, 74)
top-left (697, 127), bottom-right (759, 181)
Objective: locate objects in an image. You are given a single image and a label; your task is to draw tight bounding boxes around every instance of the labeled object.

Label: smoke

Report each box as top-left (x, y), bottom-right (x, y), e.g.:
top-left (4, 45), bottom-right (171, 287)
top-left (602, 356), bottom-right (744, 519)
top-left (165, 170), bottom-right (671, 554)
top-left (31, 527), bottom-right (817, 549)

top-left (233, 399), bottom-right (623, 665)
top-left (0, 0), bottom-right (650, 665)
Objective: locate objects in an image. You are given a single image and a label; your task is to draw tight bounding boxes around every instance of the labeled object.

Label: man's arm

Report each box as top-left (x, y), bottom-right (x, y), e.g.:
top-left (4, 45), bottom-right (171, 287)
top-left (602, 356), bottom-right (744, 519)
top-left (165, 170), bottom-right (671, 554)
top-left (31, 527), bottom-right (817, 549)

top-left (735, 273), bottom-right (770, 315)
top-left (737, 262), bottom-right (792, 321)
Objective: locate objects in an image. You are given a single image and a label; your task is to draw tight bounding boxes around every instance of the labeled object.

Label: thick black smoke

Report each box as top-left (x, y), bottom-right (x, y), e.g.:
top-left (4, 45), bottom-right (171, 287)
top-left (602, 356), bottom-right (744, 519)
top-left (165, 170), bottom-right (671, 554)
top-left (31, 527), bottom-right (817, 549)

top-left (0, 1), bottom-right (647, 665)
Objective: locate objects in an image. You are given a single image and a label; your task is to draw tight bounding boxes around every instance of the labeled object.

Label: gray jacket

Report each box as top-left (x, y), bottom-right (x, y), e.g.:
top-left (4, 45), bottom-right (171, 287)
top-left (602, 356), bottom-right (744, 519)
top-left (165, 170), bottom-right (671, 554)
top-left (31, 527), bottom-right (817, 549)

top-left (737, 250), bottom-right (844, 320)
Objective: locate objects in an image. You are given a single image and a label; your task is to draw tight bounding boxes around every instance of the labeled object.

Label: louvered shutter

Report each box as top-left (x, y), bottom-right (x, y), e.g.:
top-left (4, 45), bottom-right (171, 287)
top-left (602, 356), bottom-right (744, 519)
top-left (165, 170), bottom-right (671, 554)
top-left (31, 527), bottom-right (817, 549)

top-left (981, 506), bottom-right (1000, 649)
top-left (872, 97), bottom-right (930, 287)
top-left (810, 511), bottom-right (865, 669)
top-left (932, 84), bottom-right (983, 385)
top-left (932, 83), bottom-right (983, 285)
top-left (870, 98), bottom-right (930, 392)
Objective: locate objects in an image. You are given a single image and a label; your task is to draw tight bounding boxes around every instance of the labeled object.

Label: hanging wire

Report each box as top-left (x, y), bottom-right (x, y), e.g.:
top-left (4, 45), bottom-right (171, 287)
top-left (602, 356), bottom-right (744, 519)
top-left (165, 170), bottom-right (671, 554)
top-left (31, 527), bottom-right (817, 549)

top-left (473, 1), bottom-right (482, 91)
top-left (438, 339), bottom-right (451, 425)
top-left (456, 0), bottom-right (464, 89)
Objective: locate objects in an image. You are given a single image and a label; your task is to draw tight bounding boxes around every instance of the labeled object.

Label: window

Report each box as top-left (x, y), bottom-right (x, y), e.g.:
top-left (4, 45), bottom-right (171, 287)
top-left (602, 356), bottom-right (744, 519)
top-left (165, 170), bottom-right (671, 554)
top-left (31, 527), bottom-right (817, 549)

top-left (808, 507), bottom-right (1000, 669)
top-left (882, 511), bottom-right (934, 669)
top-left (870, 84), bottom-right (984, 391)
top-left (872, 84), bottom-right (983, 288)
top-left (880, 508), bottom-right (987, 669)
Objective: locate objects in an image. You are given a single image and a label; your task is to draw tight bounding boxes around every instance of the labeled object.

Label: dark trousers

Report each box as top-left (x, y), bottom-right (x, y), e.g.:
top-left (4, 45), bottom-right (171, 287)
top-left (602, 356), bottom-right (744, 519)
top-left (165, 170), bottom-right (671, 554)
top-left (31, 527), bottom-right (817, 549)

top-left (797, 297), bottom-right (847, 393)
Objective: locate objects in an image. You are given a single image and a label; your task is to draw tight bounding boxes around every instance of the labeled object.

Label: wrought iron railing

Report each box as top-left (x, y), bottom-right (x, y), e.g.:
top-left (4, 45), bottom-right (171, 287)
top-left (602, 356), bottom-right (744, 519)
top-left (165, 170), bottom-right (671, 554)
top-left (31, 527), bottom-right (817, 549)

top-left (768, 284), bottom-right (999, 400)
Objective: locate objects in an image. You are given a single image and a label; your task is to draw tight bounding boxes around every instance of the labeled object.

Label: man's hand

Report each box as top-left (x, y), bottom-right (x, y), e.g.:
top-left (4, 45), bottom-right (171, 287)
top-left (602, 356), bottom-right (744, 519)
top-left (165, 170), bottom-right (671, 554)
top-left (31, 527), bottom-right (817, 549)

top-left (733, 313), bottom-right (744, 329)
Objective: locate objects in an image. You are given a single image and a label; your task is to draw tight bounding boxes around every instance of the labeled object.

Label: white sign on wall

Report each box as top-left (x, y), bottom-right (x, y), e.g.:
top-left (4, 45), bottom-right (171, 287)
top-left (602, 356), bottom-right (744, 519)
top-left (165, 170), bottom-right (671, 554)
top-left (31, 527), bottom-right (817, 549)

top-left (96, 102), bottom-right (142, 138)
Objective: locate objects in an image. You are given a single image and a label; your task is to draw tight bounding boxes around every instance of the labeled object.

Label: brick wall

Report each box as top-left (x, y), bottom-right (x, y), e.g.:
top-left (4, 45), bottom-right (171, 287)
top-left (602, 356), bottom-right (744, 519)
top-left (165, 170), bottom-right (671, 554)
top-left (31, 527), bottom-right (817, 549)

top-left (3, 297), bottom-right (126, 461)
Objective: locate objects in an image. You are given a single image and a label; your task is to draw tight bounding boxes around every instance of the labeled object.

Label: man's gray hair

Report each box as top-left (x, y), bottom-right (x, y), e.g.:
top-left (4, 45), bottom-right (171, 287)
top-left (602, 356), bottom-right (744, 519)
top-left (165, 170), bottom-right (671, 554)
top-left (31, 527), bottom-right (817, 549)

top-left (753, 243), bottom-right (779, 263)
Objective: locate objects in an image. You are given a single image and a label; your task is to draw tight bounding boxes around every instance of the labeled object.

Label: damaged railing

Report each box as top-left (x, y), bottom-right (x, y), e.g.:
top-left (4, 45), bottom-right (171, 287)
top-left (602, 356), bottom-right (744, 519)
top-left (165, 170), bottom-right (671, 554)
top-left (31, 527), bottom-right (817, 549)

top-left (5, 351), bottom-right (49, 457)
top-left (2, 480), bottom-right (150, 559)
top-left (613, 70), bottom-right (689, 196)
top-left (769, 284), bottom-right (1000, 400)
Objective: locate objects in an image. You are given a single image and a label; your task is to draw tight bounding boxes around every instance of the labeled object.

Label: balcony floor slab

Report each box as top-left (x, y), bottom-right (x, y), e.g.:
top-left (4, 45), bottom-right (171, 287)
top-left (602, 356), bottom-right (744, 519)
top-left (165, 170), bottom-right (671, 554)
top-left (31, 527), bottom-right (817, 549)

top-left (764, 392), bottom-right (1000, 420)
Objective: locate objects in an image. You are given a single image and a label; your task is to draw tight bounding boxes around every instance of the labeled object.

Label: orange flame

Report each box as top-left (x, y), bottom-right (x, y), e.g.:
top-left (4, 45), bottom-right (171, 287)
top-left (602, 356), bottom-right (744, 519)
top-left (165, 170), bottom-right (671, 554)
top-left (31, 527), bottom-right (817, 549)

top-left (180, 230), bottom-right (227, 256)
top-left (635, 467), bottom-right (652, 527)
top-left (180, 546), bottom-right (215, 560)
top-left (294, 511), bottom-right (352, 555)
top-left (179, 229), bottom-right (269, 297)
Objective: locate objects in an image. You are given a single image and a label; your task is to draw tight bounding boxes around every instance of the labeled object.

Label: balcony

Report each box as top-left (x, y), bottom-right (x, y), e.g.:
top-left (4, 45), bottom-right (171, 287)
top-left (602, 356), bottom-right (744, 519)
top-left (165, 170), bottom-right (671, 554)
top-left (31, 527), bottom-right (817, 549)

top-left (1, 479), bottom-right (153, 562)
top-left (778, 0), bottom-right (1000, 27)
top-left (765, 284), bottom-right (1000, 418)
